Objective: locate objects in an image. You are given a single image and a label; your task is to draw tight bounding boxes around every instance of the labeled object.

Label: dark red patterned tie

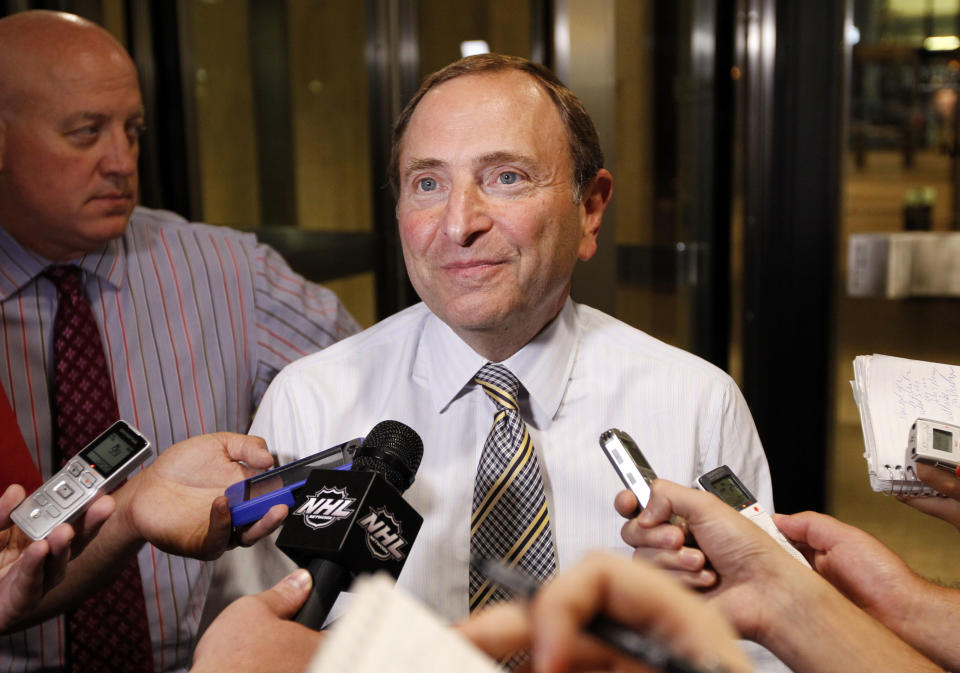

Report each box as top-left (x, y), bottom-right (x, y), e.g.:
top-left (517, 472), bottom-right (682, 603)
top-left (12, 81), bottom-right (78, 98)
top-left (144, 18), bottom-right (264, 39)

top-left (45, 265), bottom-right (154, 673)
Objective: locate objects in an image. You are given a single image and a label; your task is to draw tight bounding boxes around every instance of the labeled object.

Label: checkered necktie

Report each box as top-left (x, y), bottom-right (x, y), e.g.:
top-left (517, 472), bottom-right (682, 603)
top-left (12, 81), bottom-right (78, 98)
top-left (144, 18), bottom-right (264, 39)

top-left (469, 363), bottom-right (557, 613)
top-left (45, 265), bottom-right (154, 673)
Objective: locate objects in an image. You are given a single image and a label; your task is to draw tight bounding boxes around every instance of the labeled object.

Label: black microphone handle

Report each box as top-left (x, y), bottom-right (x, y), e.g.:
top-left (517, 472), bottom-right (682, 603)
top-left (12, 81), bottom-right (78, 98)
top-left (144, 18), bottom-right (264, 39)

top-left (294, 558), bottom-right (351, 629)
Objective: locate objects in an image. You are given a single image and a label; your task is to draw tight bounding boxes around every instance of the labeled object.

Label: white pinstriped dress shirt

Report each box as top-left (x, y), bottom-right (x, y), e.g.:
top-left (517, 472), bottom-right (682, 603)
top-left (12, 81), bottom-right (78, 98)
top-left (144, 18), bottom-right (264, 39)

top-left (0, 206), bottom-right (359, 672)
top-left (228, 299), bottom-right (776, 622)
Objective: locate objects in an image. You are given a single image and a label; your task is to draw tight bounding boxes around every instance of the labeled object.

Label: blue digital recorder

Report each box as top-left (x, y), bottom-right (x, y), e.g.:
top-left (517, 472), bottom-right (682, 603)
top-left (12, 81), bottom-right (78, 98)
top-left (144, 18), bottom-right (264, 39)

top-left (226, 437), bottom-right (362, 526)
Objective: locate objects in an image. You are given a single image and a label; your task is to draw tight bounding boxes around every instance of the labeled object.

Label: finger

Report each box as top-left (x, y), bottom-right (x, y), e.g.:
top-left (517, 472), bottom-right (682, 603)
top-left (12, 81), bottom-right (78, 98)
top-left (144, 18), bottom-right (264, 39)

top-left (254, 568), bottom-right (313, 618)
top-left (456, 602), bottom-right (530, 661)
top-left (238, 503), bottom-right (288, 546)
top-left (772, 511), bottom-right (852, 551)
top-left (633, 480), bottom-right (678, 526)
top-left (914, 463), bottom-right (960, 499)
top-left (614, 490), bottom-right (640, 519)
top-left (219, 433), bottom-right (274, 471)
top-left (620, 520), bottom-right (686, 551)
top-left (0, 484), bottom-right (26, 526)
top-left (70, 495), bottom-right (115, 556)
top-left (6, 539), bottom-right (51, 617)
top-left (899, 495), bottom-right (960, 529)
top-left (202, 495), bottom-right (233, 559)
top-left (629, 554), bottom-right (717, 589)
top-left (531, 553), bottom-right (743, 673)
top-left (44, 523), bottom-right (75, 559)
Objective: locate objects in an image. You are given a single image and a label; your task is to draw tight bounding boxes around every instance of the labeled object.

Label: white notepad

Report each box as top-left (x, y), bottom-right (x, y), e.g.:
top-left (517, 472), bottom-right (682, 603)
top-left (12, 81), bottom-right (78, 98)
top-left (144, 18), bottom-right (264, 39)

top-left (305, 573), bottom-right (502, 673)
top-left (851, 353), bottom-right (958, 495)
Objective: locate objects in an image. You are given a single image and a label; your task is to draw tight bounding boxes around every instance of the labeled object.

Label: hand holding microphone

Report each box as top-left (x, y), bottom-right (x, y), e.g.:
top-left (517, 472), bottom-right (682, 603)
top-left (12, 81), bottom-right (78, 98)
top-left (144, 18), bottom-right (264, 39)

top-left (274, 420), bottom-right (424, 629)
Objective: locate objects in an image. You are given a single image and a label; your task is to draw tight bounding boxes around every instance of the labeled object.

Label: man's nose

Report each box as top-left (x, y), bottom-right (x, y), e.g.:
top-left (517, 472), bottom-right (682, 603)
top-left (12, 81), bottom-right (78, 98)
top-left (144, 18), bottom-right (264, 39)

top-left (99, 126), bottom-right (138, 177)
top-left (441, 183), bottom-right (493, 246)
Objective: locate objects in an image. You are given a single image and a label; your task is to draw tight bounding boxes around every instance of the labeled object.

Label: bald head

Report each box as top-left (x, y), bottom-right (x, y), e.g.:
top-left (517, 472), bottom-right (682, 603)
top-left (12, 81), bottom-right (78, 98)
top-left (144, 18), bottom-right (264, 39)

top-left (0, 10), bottom-right (144, 261)
top-left (0, 11), bottom-right (133, 117)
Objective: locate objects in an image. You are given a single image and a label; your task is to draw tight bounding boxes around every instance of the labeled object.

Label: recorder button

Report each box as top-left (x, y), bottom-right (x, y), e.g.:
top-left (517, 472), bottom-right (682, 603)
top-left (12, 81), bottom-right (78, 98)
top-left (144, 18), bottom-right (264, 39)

top-left (54, 481), bottom-right (75, 500)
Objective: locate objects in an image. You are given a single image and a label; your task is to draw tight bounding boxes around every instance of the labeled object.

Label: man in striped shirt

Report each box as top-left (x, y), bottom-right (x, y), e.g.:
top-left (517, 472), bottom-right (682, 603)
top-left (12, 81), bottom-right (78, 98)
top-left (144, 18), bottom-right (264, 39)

top-left (0, 10), bottom-right (359, 672)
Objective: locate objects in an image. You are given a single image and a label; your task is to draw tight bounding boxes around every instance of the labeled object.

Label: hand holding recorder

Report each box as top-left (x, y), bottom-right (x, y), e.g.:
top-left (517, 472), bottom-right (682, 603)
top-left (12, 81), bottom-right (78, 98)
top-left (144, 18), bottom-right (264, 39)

top-left (119, 431), bottom-right (287, 560)
top-left (0, 483), bottom-right (113, 633)
top-left (2, 425), bottom-right (287, 634)
top-left (600, 428), bottom-right (806, 568)
top-left (898, 462), bottom-right (960, 530)
top-left (618, 480), bottom-right (942, 672)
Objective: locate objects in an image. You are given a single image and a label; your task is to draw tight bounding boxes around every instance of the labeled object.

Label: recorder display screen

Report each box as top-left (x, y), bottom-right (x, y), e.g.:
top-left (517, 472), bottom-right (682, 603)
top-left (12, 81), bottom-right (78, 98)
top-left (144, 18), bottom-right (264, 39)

top-left (708, 475), bottom-right (754, 509)
top-left (81, 433), bottom-right (140, 476)
top-left (933, 428), bottom-right (954, 454)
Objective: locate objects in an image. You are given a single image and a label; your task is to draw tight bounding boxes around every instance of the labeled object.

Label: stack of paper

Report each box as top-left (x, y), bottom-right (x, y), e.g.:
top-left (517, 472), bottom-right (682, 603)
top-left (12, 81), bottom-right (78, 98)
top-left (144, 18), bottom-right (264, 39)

top-left (852, 354), bottom-right (958, 495)
top-left (306, 574), bottom-right (502, 673)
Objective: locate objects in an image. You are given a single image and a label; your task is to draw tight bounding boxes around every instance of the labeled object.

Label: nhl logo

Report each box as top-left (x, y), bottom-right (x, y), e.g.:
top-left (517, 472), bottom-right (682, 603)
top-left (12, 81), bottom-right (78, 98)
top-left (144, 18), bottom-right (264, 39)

top-left (356, 507), bottom-right (408, 561)
top-left (293, 486), bottom-right (357, 530)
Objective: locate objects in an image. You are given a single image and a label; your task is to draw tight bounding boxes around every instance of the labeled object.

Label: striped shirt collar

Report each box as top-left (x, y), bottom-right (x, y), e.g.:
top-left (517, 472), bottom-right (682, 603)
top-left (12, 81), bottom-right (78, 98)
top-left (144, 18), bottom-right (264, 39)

top-left (0, 222), bottom-right (127, 301)
top-left (416, 297), bottom-right (579, 428)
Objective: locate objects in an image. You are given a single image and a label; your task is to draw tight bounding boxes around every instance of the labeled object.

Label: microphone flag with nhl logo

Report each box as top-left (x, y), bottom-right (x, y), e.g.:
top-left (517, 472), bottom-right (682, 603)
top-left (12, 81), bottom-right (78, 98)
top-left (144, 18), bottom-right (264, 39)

top-left (276, 468), bottom-right (423, 581)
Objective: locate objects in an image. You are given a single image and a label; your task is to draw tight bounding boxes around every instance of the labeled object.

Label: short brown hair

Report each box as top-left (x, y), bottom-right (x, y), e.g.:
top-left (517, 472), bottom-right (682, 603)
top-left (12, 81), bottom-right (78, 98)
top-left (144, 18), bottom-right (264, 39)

top-left (388, 54), bottom-right (603, 203)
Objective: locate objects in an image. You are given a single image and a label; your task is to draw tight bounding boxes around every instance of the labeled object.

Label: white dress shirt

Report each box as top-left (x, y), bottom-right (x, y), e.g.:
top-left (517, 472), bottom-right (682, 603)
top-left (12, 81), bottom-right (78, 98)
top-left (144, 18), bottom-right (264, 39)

top-left (237, 298), bottom-right (774, 614)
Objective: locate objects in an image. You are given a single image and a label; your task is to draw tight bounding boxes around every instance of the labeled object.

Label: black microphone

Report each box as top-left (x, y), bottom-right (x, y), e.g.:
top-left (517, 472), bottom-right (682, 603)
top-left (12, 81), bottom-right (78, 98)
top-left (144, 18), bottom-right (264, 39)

top-left (275, 420), bottom-right (424, 629)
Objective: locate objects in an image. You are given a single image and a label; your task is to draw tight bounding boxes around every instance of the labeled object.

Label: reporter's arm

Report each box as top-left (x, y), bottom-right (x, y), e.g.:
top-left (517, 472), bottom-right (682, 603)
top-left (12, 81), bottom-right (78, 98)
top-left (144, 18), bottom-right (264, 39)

top-left (623, 480), bottom-right (943, 673)
top-left (191, 568), bottom-right (322, 673)
top-left (19, 433), bottom-right (286, 625)
top-left (775, 510), bottom-right (960, 671)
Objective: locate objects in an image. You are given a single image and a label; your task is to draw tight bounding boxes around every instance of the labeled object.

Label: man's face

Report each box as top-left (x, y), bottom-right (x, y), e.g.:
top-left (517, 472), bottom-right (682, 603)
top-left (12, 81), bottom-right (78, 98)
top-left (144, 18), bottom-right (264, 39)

top-left (0, 45), bottom-right (143, 260)
top-left (396, 71), bottom-right (603, 349)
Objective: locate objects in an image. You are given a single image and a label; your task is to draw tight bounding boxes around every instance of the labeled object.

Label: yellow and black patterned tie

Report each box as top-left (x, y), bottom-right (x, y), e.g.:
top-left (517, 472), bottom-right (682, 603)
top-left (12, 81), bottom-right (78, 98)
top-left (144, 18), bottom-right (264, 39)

top-left (469, 363), bottom-right (557, 614)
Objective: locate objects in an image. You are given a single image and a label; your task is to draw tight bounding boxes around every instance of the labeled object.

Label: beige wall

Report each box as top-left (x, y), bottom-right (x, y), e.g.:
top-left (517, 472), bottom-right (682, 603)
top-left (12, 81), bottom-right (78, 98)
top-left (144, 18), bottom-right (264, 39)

top-left (418, 0), bottom-right (531, 78)
top-left (288, 0), bottom-right (371, 234)
top-left (183, 1), bottom-right (376, 326)
top-left (190, 0), bottom-right (262, 227)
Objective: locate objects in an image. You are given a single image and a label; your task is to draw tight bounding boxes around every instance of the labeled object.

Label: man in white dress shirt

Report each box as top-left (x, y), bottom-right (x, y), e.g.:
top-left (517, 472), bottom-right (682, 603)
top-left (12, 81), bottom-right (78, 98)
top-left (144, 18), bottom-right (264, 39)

top-left (220, 54), bottom-right (779, 666)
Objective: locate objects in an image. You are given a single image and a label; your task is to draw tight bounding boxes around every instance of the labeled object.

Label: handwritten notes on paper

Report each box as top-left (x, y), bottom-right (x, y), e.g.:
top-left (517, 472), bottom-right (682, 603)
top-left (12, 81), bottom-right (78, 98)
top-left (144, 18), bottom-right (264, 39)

top-left (891, 363), bottom-right (960, 426)
top-left (852, 354), bottom-right (958, 494)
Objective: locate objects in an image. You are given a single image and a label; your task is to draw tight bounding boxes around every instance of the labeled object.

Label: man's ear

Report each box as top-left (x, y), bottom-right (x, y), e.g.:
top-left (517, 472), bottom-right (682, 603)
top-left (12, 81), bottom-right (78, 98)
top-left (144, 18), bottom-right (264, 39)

top-left (577, 169), bottom-right (613, 262)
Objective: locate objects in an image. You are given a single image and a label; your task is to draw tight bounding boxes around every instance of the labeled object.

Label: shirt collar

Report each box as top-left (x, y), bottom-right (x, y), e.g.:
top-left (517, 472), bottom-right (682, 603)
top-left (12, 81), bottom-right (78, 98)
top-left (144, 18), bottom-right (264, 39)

top-left (0, 225), bottom-right (127, 301)
top-left (417, 297), bottom-right (580, 428)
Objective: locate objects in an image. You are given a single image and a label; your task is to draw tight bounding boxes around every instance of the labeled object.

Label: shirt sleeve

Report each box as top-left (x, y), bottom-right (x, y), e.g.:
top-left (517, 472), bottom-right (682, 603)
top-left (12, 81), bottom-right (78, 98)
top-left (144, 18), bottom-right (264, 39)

top-left (247, 239), bottom-right (361, 406)
top-left (709, 377), bottom-right (776, 513)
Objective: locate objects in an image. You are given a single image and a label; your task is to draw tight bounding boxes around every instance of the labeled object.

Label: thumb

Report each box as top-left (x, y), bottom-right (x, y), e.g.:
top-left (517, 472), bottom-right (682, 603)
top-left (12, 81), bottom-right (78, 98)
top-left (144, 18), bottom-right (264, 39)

top-left (201, 495), bottom-right (233, 560)
top-left (255, 569), bottom-right (313, 619)
top-left (773, 510), bottom-right (848, 550)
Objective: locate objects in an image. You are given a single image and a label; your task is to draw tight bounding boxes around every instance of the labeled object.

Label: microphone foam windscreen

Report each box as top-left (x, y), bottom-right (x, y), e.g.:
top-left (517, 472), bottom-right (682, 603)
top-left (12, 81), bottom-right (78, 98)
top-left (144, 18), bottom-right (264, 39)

top-left (354, 420), bottom-right (423, 492)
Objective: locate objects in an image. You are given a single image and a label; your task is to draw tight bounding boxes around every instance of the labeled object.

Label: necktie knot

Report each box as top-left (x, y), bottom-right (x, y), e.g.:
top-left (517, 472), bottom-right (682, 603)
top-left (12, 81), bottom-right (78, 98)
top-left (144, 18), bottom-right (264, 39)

top-left (43, 264), bottom-right (84, 299)
top-left (474, 363), bottom-right (520, 412)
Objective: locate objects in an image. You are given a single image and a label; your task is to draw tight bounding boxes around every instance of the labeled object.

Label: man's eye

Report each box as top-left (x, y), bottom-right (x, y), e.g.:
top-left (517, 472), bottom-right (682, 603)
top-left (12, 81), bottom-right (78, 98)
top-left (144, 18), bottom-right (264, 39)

top-left (127, 123), bottom-right (147, 141)
top-left (418, 177), bottom-right (438, 192)
top-left (70, 126), bottom-right (100, 140)
top-left (497, 171), bottom-right (521, 185)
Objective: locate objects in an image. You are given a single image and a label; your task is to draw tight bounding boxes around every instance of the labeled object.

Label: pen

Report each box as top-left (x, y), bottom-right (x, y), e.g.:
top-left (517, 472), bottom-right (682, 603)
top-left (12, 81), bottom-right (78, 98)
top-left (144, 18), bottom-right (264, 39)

top-left (472, 555), bottom-right (728, 673)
